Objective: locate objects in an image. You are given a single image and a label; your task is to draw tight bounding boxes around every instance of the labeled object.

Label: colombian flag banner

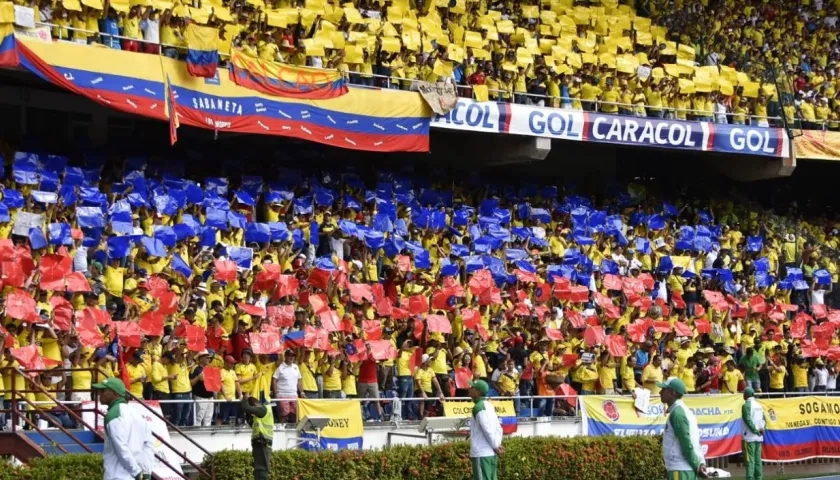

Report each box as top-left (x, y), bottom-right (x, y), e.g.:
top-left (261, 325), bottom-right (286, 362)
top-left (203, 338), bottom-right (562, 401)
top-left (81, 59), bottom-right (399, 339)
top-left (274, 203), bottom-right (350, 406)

top-left (185, 24), bottom-right (219, 78)
top-left (8, 37), bottom-right (430, 152)
top-left (580, 394), bottom-right (742, 458)
top-left (297, 399), bottom-right (363, 450)
top-left (0, 22), bottom-right (17, 67)
top-left (230, 50), bottom-right (348, 100)
top-left (759, 396), bottom-right (840, 462)
top-left (443, 400), bottom-right (518, 434)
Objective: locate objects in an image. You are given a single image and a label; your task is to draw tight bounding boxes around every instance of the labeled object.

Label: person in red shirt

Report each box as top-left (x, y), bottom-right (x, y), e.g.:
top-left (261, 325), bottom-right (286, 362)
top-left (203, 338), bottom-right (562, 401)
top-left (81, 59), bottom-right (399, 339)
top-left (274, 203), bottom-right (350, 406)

top-left (358, 356), bottom-right (384, 420)
top-left (468, 64), bottom-right (486, 86)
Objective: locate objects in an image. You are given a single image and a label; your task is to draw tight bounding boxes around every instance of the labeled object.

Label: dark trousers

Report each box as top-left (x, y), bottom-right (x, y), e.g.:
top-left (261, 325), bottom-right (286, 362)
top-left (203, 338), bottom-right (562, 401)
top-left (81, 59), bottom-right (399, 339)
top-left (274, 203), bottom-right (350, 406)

top-left (252, 438), bottom-right (272, 480)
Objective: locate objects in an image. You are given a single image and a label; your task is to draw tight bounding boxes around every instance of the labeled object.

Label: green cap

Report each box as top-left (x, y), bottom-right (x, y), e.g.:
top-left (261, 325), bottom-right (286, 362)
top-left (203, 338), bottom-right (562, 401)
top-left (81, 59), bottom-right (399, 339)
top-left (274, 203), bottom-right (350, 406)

top-left (470, 380), bottom-right (489, 396)
top-left (743, 387), bottom-right (755, 398)
top-left (92, 377), bottom-right (127, 396)
top-left (656, 377), bottom-right (687, 396)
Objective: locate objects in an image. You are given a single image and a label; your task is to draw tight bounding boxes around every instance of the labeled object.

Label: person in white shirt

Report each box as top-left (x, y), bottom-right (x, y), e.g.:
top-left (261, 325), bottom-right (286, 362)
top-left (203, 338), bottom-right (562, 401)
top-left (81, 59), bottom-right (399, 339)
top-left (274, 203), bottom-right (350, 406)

top-left (272, 350), bottom-right (304, 422)
top-left (468, 380), bottom-right (503, 480)
top-left (94, 377), bottom-right (154, 480)
top-left (814, 360), bottom-right (829, 392)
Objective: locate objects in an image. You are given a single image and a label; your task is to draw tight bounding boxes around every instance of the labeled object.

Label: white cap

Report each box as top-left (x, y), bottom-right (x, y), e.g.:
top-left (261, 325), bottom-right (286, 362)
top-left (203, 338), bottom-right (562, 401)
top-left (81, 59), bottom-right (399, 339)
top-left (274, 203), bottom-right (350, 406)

top-left (421, 354), bottom-right (431, 363)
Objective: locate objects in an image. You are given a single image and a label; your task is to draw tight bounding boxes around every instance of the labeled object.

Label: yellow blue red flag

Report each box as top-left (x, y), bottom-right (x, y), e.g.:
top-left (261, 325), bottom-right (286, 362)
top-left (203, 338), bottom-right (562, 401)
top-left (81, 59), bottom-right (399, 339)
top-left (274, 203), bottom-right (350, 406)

top-left (444, 400), bottom-right (518, 434)
top-left (0, 23), bottom-right (17, 67)
top-left (184, 24), bottom-right (219, 78)
top-left (229, 50), bottom-right (348, 100)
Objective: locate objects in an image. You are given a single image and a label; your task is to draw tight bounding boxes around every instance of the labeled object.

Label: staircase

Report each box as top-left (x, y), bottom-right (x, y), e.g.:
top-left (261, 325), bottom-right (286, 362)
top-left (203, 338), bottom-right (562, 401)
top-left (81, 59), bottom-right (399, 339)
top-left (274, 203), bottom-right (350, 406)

top-left (22, 429), bottom-right (105, 455)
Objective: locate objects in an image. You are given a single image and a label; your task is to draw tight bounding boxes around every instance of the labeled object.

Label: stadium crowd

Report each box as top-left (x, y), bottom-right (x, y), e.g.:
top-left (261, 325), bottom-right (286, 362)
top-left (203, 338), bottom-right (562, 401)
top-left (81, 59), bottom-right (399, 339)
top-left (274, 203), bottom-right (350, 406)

top-left (0, 147), bottom-right (836, 430)
top-left (26, 0), bottom-right (837, 128)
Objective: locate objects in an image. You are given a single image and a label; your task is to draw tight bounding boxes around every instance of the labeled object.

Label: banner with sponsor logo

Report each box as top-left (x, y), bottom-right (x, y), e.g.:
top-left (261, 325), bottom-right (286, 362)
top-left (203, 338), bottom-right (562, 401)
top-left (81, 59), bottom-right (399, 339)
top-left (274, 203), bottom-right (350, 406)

top-left (431, 99), bottom-right (789, 158)
top-left (431, 99), bottom-right (584, 142)
top-left (759, 396), bottom-right (840, 462)
top-left (580, 394), bottom-right (742, 459)
top-left (443, 399), bottom-right (518, 434)
top-left (297, 399), bottom-right (363, 450)
top-left (793, 130), bottom-right (840, 161)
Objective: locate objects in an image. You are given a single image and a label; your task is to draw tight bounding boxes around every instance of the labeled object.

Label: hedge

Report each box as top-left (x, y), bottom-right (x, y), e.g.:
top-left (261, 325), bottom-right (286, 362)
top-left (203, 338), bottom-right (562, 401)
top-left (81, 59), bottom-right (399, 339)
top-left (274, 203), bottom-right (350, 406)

top-left (200, 435), bottom-right (665, 480)
top-left (0, 435), bottom-right (665, 480)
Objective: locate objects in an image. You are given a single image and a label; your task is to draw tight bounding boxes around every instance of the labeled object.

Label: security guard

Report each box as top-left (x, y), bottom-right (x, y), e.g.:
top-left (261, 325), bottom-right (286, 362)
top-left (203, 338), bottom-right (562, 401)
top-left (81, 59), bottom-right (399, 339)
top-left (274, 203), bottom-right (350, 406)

top-left (658, 377), bottom-right (708, 480)
top-left (240, 395), bottom-right (274, 480)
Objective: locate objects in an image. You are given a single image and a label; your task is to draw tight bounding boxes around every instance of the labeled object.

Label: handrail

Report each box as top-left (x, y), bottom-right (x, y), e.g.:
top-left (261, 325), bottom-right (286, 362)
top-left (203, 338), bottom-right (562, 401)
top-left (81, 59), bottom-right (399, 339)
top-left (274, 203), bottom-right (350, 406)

top-left (14, 22), bottom-right (815, 131)
top-left (11, 398), bottom-right (71, 454)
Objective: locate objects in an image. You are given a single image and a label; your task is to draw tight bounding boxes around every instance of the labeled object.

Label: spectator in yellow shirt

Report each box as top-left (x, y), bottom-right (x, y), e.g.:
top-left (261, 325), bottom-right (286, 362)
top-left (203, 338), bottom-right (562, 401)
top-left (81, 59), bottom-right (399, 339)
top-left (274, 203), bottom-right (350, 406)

top-left (721, 360), bottom-right (744, 394)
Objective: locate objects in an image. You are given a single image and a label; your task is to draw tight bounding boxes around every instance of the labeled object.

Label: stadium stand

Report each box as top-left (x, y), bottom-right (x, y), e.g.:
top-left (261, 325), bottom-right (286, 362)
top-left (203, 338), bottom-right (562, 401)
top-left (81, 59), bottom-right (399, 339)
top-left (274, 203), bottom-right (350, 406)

top-left (0, 134), bottom-right (832, 432)
top-left (16, 0), bottom-right (810, 127)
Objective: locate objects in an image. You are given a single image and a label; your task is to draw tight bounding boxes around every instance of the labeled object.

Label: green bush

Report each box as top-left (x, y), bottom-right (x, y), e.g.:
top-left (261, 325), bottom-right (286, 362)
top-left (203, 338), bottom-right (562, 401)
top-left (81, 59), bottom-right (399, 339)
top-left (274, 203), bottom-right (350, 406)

top-left (200, 435), bottom-right (665, 480)
top-left (0, 454), bottom-right (104, 480)
top-left (0, 435), bottom-right (666, 480)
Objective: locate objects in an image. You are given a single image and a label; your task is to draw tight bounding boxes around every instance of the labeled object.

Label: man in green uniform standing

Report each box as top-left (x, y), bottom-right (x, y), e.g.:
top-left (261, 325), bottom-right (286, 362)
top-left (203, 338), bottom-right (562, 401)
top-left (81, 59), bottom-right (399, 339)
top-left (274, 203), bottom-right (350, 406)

top-left (657, 377), bottom-right (708, 480)
top-left (741, 387), bottom-right (766, 480)
top-left (240, 395), bottom-right (275, 480)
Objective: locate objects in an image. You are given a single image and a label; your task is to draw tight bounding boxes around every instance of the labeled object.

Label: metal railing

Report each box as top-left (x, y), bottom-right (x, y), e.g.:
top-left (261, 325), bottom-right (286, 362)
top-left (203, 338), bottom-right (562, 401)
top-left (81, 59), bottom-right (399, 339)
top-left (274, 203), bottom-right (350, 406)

top-left (0, 366), bottom-right (215, 479)
top-left (15, 23), bottom-right (803, 130)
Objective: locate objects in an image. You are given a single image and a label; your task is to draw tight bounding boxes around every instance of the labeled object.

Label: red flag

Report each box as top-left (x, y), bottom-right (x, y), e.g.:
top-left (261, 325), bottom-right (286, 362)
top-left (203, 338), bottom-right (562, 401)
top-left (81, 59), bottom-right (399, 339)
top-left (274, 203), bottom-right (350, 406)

top-left (363, 320), bottom-right (382, 340)
top-left (368, 340), bottom-right (398, 360)
top-left (812, 304), bottom-right (828, 319)
top-left (309, 293), bottom-right (330, 314)
top-left (185, 325), bottom-right (206, 352)
top-left (146, 276), bottom-right (171, 297)
top-left (39, 253), bottom-right (71, 285)
top-left (593, 291), bottom-right (613, 309)
top-left (454, 367), bottom-right (472, 389)
top-left (238, 302), bottom-right (267, 317)
top-left (318, 309), bottom-right (342, 332)
top-left (76, 316), bottom-right (106, 348)
top-left (267, 305), bottom-right (295, 328)
top-left (432, 289), bottom-right (458, 311)
top-left (604, 335), bottom-right (628, 357)
top-left (308, 268), bottom-right (332, 291)
top-left (602, 274), bottom-right (623, 291)
top-left (583, 325), bottom-right (605, 346)
top-left (468, 269), bottom-right (493, 295)
top-left (478, 287), bottom-right (502, 306)
top-left (545, 328), bottom-right (564, 341)
top-left (626, 323), bottom-right (647, 343)
top-left (562, 353), bottom-right (579, 368)
top-left (157, 291), bottom-right (179, 316)
top-left (64, 272), bottom-right (92, 292)
top-left (139, 311), bottom-right (165, 336)
top-left (409, 348), bottom-right (424, 375)
top-left (348, 284), bottom-right (374, 304)
top-left (514, 269), bottom-right (538, 283)
top-left (275, 275), bottom-right (300, 298)
top-left (213, 260), bottom-right (237, 282)
top-left (653, 321), bottom-right (672, 333)
top-left (49, 296), bottom-right (74, 332)
top-left (568, 286), bottom-right (589, 303)
top-left (426, 314), bottom-right (452, 334)
top-left (534, 283), bottom-right (551, 303)
top-left (674, 322), bottom-right (693, 337)
top-left (566, 311), bottom-right (586, 329)
top-left (115, 322), bottom-right (144, 348)
top-left (249, 332), bottom-right (283, 354)
top-left (2, 262), bottom-right (26, 288)
top-left (408, 295), bottom-right (430, 315)
top-left (303, 325), bottom-right (331, 351)
top-left (6, 290), bottom-right (37, 321)
top-left (203, 366), bottom-right (221, 392)
top-left (694, 319), bottom-right (711, 334)
top-left (81, 306), bottom-right (112, 326)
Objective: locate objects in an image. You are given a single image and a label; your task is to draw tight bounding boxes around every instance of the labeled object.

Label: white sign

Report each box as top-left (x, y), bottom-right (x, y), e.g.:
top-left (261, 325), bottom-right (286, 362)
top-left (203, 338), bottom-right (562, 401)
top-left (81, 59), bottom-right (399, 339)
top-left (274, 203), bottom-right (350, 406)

top-left (81, 400), bottom-right (185, 480)
top-left (13, 5), bottom-right (35, 29)
top-left (13, 211), bottom-right (44, 237)
top-left (636, 66), bottom-right (651, 82)
top-left (14, 25), bottom-right (51, 43)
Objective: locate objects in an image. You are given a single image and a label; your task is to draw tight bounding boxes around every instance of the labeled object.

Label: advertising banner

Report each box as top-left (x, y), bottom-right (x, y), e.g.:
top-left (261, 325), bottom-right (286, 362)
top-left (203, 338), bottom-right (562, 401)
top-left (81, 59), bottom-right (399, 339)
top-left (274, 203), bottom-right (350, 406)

top-left (432, 100), bottom-right (788, 158)
top-left (580, 394), bottom-right (743, 459)
top-left (443, 399), bottom-right (518, 434)
top-left (297, 399), bottom-right (364, 450)
top-left (759, 396), bottom-right (840, 462)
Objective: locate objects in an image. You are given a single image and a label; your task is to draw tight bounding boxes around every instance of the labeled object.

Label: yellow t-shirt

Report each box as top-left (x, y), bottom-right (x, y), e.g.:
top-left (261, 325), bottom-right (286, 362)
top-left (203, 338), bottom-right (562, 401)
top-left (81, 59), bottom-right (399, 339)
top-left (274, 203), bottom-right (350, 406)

top-left (127, 363), bottom-right (147, 398)
top-left (770, 366), bottom-right (786, 390)
top-left (792, 364), bottom-right (809, 389)
top-left (722, 369), bottom-right (743, 393)
top-left (168, 362), bottom-right (191, 394)
top-left (397, 348), bottom-right (416, 377)
top-left (415, 367), bottom-right (435, 393)
top-left (235, 363), bottom-right (258, 394)
top-left (323, 365), bottom-right (342, 391)
top-left (104, 266), bottom-right (126, 297)
top-left (221, 368), bottom-right (237, 399)
top-left (150, 361), bottom-right (170, 394)
top-left (642, 364), bottom-right (664, 394)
